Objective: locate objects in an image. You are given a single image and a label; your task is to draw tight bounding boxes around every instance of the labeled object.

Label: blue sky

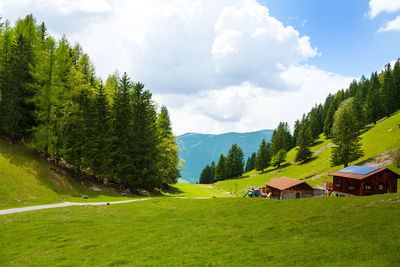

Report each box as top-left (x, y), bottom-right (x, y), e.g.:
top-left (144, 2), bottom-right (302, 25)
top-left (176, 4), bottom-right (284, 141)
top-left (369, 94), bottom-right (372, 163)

top-left (259, 0), bottom-right (399, 77)
top-left (1, 0), bottom-right (399, 134)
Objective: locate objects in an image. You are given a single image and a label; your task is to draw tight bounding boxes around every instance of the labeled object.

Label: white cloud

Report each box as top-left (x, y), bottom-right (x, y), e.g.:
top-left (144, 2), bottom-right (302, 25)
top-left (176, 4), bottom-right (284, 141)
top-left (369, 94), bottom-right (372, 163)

top-left (0, 0), bottom-right (353, 135)
top-left (378, 15), bottom-right (400, 31)
top-left (368, 0), bottom-right (400, 18)
top-left (155, 65), bottom-right (354, 135)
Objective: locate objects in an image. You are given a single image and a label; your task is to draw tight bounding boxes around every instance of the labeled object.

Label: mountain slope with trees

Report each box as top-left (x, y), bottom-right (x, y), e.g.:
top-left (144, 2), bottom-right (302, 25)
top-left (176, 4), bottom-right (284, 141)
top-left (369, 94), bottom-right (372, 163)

top-left (0, 15), bottom-right (181, 192)
top-left (177, 129), bottom-right (273, 183)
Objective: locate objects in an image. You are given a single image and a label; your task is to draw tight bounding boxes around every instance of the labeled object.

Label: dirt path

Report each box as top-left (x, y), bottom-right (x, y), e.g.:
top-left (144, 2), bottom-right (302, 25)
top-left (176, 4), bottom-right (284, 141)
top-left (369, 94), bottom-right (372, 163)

top-left (0, 199), bottom-right (149, 216)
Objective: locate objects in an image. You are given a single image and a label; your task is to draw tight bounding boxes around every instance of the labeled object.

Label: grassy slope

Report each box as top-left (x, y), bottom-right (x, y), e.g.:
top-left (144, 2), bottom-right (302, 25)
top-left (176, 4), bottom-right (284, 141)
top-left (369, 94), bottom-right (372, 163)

top-left (217, 111), bottom-right (400, 194)
top-left (169, 184), bottom-right (232, 197)
top-left (1, 194), bottom-right (399, 266)
top-left (0, 139), bottom-right (137, 209)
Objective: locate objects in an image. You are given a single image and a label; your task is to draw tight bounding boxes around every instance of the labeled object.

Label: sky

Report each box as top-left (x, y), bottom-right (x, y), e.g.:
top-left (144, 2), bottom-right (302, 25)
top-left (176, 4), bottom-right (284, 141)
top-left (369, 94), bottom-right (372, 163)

top-left (1, 0), bottom-right (399, 135)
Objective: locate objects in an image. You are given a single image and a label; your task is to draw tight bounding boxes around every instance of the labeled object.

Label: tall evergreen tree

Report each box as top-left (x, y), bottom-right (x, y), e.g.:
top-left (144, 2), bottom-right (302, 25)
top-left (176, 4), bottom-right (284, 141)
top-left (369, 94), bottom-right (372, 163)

top-left (130, 82), bottom-right (160, 190)
top-left (255, 139), bottom-right (270, 172)
top-left (381, 64), bottom-right (396, 116)
top-left (226, 144), bottom-right (244, 178)
top-left (364, 72), bottom-right (383, 124)
top-left (85, 83), bottom-right (112, 178)
top-left (270, 122), bottom-right (293, 154)
top-left (323, 101), bottom-right (335, 138)
top-left (0, 33), bottom-right (35, 142)
top-left (112, 72), bottom-right (134, 185)
top-left (245, 152), bottom-right (257, 172)
top-left (214, 154), bottom-right (226, 181)
top-left (392, 60), bottom-right (400, 111)
top-left (271, 149), bottom-right (286, 168)
top-left (157, 106), bottom-right (180, 185)
top-left (331, 98), bottom-right (364, 167)
top-left (295, 122), bottom-right (313, 162)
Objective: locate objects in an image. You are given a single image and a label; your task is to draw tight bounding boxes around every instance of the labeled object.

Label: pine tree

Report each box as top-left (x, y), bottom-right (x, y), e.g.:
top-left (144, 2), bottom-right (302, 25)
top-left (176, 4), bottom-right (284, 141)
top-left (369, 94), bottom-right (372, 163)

top-left (86, 83), bottom-right (112, 178)
top-left (245, 152), bottom-right (257, 172)
top-left (226, 144), bottom-right (244, 178)
top-left (295, 122), bottom-right (313, 162)
top-left (331, 98), bottom-right (364, 167)
top-left (271, 122), bottom-right (293, 154)
top-left (199, 164), bottom-right (212, 184)
top-left (157, 106), bottom-right (180, 185)
top-left (271, 149), bottom-right (286, 168)
top-left (323, 101), bottom-right (335, 138)
top-left (214, 154), bottom-right (226, 181)
top-left (1, 33), bottom-right (35, 142)
top-left (130, 82), bottom-right (160, 190)
top-left (111, 72), bottom-right (134, 186)
top-left (381, 64), bottom-right (396, 116)
top-left (292, 119), bottom-right (301, 146)
top-left (392, 60), bottom-right (400, 111)
top-left (255, 139), bottom-right (270, 172)
top-left (364, 72), bottom-right (383, 124)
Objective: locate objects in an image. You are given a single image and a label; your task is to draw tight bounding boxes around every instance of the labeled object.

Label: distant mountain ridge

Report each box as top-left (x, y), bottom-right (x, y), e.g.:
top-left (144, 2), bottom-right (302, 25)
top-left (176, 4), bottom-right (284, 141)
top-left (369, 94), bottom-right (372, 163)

top-left (177, 129), bottom-right (274, 183)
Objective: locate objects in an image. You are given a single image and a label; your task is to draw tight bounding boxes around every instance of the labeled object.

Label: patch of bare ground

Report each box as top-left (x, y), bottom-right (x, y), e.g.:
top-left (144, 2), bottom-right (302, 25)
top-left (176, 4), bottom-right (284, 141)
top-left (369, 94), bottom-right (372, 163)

top-left (356, 149), bottom-right (398, 168)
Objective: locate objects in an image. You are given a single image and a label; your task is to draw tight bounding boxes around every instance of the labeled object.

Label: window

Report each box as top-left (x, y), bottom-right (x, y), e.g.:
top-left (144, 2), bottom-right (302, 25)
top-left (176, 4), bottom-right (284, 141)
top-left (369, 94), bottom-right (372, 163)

top-left (365, 183), bottom-right (372, 190)
top-left (379, 184), bottom-right (383, 190)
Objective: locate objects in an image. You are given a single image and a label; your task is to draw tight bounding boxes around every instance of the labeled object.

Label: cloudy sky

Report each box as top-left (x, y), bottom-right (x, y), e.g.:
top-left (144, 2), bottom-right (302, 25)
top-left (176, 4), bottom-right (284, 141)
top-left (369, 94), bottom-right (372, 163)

top-left (1, 0), bottom-right (399, 135)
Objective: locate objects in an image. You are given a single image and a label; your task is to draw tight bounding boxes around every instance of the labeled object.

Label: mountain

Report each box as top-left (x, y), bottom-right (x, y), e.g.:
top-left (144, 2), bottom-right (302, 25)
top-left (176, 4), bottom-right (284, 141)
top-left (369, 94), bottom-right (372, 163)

top-left (177, 129), bottom-right (274, 183)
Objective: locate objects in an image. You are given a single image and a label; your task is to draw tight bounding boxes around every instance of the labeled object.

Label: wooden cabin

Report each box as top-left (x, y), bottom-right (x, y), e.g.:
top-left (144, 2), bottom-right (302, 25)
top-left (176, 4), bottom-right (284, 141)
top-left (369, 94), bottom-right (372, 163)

top-left (329, 166), bottom-right (399, 197)
top-left (265, 177), bottom-right (314, 199)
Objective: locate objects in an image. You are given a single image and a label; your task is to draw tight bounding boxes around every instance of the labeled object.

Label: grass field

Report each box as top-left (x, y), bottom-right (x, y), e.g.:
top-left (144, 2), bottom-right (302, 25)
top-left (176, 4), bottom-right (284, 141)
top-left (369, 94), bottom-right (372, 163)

top-left (0, 139), bottom-right (139, 210)
top-left (168, 183), bottom-right (232, 197)
top-left (217, 111), bottom-right (400, 194)
top-left (1, 193), bottom-right (400, 266)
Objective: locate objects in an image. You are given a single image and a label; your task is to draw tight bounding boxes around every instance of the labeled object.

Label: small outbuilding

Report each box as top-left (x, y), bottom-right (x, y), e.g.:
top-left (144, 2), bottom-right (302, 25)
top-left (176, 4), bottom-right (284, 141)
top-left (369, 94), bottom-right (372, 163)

top-left (265, 177), bottom-right (314, 199)
top-left (328, 166), bottom-right (399, 197)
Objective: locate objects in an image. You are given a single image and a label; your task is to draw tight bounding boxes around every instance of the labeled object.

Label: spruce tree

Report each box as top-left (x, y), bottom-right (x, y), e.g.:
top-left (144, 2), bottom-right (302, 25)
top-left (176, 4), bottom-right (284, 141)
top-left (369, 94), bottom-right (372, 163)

top-left (214, 154), bottom-right (226, 181)
top-left (331, 98), bottom-right (364, 167)
top-left (271, 149), bottom-right (286, 168)
top-left (364, 72), bottom-right (383, 124)
top-left (112, 72), bottom-right (134, 186)
top-left (323, 101), bottom-right (335, 138)
top-left (255, 138), bottom-right (270, 172)
top-left (295, 122), bottom-right (313, 162)
top-left (381, 64), bottom-right (396, 116)
top-left (226, 144), bottom-right (244, 178)
top-left (130, 82), bottom-right (160, 190)
top-left (157, 106), bottom-right (180, 185)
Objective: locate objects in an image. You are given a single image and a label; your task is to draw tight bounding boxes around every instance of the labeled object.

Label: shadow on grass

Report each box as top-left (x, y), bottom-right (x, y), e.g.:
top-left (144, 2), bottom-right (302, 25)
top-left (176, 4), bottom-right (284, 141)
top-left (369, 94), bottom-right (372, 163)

top-left (312, 140), bottom-right (324, 147)
top-left (162, 185), bottom-right (184, 195)
top-left (297, 156), bottom-right (318, 165)
top-left (360, 125), bottom-right (374, 135)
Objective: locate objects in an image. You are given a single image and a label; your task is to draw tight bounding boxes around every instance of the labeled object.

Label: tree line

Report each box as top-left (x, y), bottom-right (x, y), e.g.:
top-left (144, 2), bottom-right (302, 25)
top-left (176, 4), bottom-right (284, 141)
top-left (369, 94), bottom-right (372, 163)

top-left (0, 15), bottom-right (181, 191)
top-left (199, 123), bottom-right (291, 184)
top-left (200, 59), bottom-right (400, 183)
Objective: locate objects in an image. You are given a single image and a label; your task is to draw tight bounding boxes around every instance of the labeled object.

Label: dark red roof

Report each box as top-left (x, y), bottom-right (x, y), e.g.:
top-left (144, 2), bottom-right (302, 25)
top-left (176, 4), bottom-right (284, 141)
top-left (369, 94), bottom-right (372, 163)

top-left (265, 177), bottom-right (305, 190)
top-left (329, 167), bottom-right (400, 180)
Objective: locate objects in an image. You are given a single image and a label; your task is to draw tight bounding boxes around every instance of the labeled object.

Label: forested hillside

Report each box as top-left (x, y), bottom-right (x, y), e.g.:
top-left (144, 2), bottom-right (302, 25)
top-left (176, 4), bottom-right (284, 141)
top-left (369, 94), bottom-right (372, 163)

top-left (177, 129), bottom-right (273, 183)
top-left (200, 58), bottom-right (400, 185)
top-left (0, 15), bottom-right (181, 191)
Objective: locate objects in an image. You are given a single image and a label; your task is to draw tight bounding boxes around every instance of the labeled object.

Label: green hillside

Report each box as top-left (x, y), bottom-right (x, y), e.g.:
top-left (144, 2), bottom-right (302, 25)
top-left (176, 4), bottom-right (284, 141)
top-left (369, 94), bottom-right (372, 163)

top-left (0, 139), bottom-right (135, 209)
top-left (1, 194), bottom-right (399, 266)
top-left (216, 111), bottom-right (400, 194)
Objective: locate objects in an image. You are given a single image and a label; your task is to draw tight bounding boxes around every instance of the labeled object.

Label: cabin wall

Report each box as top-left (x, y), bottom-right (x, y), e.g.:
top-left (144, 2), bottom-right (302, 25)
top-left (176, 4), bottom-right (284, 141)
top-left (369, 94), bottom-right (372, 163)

top-left (333, 170), bottom-right (398, 196)
top-left (266, 183), bottom-right (314, 199)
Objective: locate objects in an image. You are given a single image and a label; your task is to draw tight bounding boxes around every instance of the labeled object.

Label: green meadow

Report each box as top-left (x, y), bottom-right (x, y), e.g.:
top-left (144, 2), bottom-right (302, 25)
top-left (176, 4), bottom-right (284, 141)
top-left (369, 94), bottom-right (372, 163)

top-left (1, 194), bottom-right (400, 266)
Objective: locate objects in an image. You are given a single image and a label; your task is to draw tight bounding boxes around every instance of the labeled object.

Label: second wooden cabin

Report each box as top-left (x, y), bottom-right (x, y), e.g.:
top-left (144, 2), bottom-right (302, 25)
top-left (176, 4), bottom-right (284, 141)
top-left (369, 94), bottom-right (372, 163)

top-left (265, 177), bottom-right (314, 199)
